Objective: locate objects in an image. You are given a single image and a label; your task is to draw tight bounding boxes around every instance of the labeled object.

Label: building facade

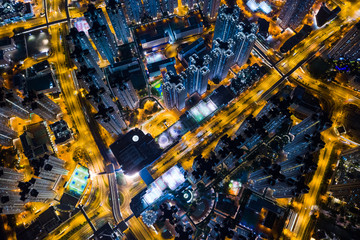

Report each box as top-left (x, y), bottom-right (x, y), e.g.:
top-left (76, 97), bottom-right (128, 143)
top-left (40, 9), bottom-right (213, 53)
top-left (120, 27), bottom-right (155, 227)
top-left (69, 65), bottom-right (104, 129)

top-left (203, 0), bottom-right (221, 19)
top-left (163, 71), bottom-right (187, 110)
top-left (161, 0), bottom-right (178, 15)
top-left (124, 0), bottom-right (142, 23)
top-left (106, 1), bottom-right (131, 44)
top-left (185, 54), bottom-right (211, 96)
top-left (111, 79), bottom-right (139, 110)
top-left (232, 22), bottom-right (258, 66)
top-left (278, 0), bottom-right (316, 29)
top-left (213, 5), bottom-right (242, 42)
top-left (88, 23), bottom-right (118, 64)
top-left (209, 39), bottom-right (234, 82)
top-left (328, 21), bottom-right (360, 60)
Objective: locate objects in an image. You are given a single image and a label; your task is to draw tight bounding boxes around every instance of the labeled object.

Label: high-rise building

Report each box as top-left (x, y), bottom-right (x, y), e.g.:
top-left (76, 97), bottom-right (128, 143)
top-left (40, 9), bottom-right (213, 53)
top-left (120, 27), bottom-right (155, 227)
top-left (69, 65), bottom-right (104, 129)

top-left (94, 104), bottom-right (126, 134)
top-left (1, 176), bottom-right (57, 214)
top-left (88, 22), bottom-right (118, 64)
top-left (185, 54), bottom-right (211, 96)
top-left (66, 28), bottom-right (99, 62)
top-left (327, 146), bottom-right (360, 207)
top-left (232, 22), bottom-right (258, 66)
top-left (22, 92), bottom-right (61, 121)
top-left (70, 47), bottom-right (104, 78)
top-left (0, 161), bottom-right (66, 214)
top-left (84, 4), bottom-right (112, 33)
top-left (124, 0), bottom-right (142, 23)
top-left (77, 66), bottom-right (106, 91)
top-left (161, 0), bottom-right (178, 14)
top-left (18, 178), bottom-right (57, 202)
top-left (163, 71), bottom-right (187, 110)
top-left (0, 123), bottom-right (17, 146)
top-left (106, 0), bottom-right (131, 44)
top-left (86, 85), bottom-right (117, 112)
top-left (213, 5), bottom-right (242, 42)
top-left (110, 78), bottom-right (139, 110)
top-left (230, 64), bottom-right (266, 95)
top-left (328, 21), bottom-right (360, 60)
top-left (20, 121), bottom-right (55, 159)
top-left (182, 0), bottom-right (196, 9)
top-left (0, 167), bottom-right (25, 214)
top-left (0, 167), bottom-right (24, 192)
top-left (36, 93), bottom-right (61, 117)
top-left (203, 0), bottom-right (221, 19)
top-left (212, 5), bottom-right (257, 67)
top-left (0, 87), bottom-right (30, 119)
top-left (143, 0), bottom-right (160, 18)
top-left (32, 155), bottom-right (68, 182)
top-left (278, 0), bottom-right (316, 29)
top-left (209, 39), bottom-right (234, 82)
top-left (84, 4), bottom-right (117, 62)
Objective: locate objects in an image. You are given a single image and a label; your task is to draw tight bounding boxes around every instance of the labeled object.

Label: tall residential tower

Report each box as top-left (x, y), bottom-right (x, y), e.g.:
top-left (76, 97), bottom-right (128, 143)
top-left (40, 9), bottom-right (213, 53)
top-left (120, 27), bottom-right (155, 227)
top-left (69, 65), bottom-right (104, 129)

top-left (185, 54), bottom-right (211, 96)
top-left (106, 0), bottom-right (131, 44)
top-left (278, 0), bottom-right (316, 29)
top-left (163, 71), bottom-right (187, 110)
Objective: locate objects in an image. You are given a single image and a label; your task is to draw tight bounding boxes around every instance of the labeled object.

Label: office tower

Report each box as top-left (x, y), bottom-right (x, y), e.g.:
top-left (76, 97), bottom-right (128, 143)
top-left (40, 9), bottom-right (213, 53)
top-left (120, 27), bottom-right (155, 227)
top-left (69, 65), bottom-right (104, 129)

top-left (163, 71), bottom-right (187, 110)
top-left (161, 0), bottom-right (178, 14)
top-left (327, 146), bottom-right (360, 207)
top-left (203, 0), bottom-right (221, 19)
top-left (143, 0), bottom-right (160, 18)
top-left (232, 21), bottom-right (258, 66)
top-left (213, 5), bottom-right (242, 42)
top-left (110, 78), bottom-right (139, 110)
top-left (0, 87), bottom-right (30, 119)
top-left (106, 0), bottom-right (131, 44)
top-left (66, 28), bottom-right (99, 62)
top-left (209, 39), bottom-right (234, 82)
top-left (88, 22), bottom-right (118, 64)
top-left (185, 54), bottom-right (211, 96)
top-left (124, 0), bottom-right (142, 23)
top-left (328, 21), bottom-right (360, 60)
top-left (278, 0), bottom-right (316, 29)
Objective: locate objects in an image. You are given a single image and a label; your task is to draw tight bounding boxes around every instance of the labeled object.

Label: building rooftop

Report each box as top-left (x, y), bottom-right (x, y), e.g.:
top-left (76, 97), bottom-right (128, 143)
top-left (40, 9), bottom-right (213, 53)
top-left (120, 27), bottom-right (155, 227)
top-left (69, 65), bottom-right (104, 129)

top-left (20, 121), bottom-right (54, 159)
top-left (94, 223), bottom-right (117, 240)
top-left (209, 85), bottom-right (234, 107)
top-left (49, 120), bottom-right (72, 145)
top-left (16, 206), bottom-right (61, 240)
top-left (110, 128), bottom-right (162, 174)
